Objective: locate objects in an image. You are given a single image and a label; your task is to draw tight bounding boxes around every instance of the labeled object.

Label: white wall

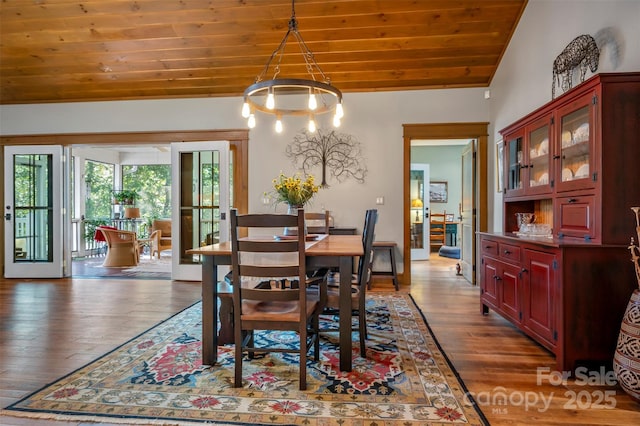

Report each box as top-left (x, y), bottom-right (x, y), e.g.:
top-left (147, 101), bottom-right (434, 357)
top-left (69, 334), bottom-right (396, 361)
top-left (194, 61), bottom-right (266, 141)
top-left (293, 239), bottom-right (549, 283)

top-left (1, 89), bottom-right (489, 272)
top-left (488, 0), bottom-right (640, 231)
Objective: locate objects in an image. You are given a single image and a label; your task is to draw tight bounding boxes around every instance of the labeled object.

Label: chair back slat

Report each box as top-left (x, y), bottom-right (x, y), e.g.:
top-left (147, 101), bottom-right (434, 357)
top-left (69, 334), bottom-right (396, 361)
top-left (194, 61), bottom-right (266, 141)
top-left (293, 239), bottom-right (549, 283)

top-left (236, 213), bottom-right (300, 228)
top-left (238, 240), bottom-right (298, 252)
top-left (239, 264), bottom-right (300, 278)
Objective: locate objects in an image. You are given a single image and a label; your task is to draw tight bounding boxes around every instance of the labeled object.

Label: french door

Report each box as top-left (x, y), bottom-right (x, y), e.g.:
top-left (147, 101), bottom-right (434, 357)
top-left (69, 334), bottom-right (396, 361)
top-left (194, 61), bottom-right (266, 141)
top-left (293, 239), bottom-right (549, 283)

top-left (461, 140), bottom-right (476, 284)
top-left (3, 145), bottom-right (68, 278)
top-left (410, 163), bottom-right (430, 260)
top-left (171, 141), bottom-right (230, 281)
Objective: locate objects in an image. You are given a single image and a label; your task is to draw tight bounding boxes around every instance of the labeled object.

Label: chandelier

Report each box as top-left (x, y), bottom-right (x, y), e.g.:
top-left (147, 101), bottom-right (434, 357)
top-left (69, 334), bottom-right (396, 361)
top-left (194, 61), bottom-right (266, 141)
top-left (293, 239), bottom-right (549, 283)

top-left (241, 0), bottom-right (343, 133)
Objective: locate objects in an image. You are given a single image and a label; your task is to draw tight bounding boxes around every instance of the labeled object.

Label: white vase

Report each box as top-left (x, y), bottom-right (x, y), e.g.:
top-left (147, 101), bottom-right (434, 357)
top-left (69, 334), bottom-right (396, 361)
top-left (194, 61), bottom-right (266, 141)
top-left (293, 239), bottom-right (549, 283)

top-left (283, 204), bottom-right (306, 236)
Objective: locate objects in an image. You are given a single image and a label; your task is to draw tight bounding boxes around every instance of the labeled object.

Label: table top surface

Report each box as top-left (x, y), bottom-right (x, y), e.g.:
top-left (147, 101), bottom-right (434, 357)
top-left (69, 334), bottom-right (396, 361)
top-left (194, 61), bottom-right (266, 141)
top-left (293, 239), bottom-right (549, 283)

top-left (188, 234), bottom-right (363, 257)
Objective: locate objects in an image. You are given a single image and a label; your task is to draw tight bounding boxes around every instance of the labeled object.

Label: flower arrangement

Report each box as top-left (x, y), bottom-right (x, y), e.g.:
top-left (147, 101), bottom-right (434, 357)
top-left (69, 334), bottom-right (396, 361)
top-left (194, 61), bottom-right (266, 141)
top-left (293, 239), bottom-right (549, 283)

top-left (272, 172), bottom-right (320, 206)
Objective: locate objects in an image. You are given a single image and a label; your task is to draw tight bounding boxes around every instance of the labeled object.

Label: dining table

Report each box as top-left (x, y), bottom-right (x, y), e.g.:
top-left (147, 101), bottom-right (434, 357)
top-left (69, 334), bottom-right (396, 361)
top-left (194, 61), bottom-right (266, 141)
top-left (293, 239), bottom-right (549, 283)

top-left (187, 233), bottom-right (363, 372)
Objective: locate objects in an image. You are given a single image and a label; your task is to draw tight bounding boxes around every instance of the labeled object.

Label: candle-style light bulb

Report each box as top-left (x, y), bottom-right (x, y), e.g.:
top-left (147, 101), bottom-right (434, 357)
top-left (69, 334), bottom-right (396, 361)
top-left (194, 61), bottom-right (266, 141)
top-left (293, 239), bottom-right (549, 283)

top-left (241, 101), bottom-right (250, 118)
top-left (275, 117), bottom-right (283, 133)
top-left (308, 92), bottom-right (317, 110)
top-left (335, 101), bottom-right (344, 118)
top-left (248, 114), bottom-right (256, 129)
top-left (308, 117), bottom-right (316, 132)
top-left (333, 115), bottom-right (341, 127)
top-left (266, 91), bottom-right (275, 110)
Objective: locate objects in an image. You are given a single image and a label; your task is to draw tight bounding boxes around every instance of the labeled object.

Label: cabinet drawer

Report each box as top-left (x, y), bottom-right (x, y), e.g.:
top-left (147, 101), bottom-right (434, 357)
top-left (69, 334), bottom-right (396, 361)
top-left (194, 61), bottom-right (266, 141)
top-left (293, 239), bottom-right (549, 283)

top-left (481, 238), bottom-right (498, 257)
top-left (499, 242), bottom-right (521, 262)
top-left (556, 195), bottom-right (596, 240)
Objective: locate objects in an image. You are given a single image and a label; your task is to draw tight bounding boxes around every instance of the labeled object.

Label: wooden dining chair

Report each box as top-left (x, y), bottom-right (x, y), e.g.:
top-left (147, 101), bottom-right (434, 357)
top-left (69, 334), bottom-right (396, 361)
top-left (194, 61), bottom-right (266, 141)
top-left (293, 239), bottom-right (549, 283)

top-left (321, 209), bottom-right (377, 357)
top-left (305, 210), bottom-right (331, 285)
top-left (230, 208), bottom-right (321, 390)
top-left (304, 210), bottom-right (330, 234)
top-left (430, 211), bottom-right (447, 249)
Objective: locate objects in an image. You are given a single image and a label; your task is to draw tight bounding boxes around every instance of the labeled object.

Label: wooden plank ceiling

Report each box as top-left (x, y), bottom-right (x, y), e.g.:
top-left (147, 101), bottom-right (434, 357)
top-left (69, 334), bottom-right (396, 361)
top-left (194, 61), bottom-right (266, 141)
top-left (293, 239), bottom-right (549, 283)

top-left (0, 0), bottom-right (527, 105)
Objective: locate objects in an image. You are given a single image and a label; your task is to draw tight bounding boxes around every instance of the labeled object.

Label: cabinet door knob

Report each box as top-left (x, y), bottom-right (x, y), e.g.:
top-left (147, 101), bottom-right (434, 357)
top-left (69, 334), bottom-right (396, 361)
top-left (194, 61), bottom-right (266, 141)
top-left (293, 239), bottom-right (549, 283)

top-left (519, 268), bottom-right (528, 278)
top-left (503, 249), bottom-right (511, 255)
top-left (568, 198), bottom-right (577, 203)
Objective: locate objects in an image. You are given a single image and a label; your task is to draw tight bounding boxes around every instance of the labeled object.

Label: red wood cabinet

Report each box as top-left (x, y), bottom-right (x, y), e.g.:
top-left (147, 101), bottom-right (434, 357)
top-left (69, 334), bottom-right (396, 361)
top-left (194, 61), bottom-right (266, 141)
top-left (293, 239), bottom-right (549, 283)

top-left (483, 72), bottom-right (640, 370)
top-left (480, 234), bottom-right (634, 370)
top-left (521, 249), bottom-right (556, 348)
top-left (500, 72), bottom-right (640, 245)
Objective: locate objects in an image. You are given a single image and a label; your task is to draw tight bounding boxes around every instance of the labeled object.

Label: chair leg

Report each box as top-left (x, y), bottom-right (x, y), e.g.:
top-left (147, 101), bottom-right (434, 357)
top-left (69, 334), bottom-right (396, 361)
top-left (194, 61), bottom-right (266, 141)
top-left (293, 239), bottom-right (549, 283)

top-left (234, 326), bottom-right (243, 388)
top-left (359, 289), bottom-right (367, 357)
top-left (247, 331), bottom-right (255, 359)
top-left (313, 313), bottom-right (320, 361)
top-left (299, 325), bottom-right (307, 391)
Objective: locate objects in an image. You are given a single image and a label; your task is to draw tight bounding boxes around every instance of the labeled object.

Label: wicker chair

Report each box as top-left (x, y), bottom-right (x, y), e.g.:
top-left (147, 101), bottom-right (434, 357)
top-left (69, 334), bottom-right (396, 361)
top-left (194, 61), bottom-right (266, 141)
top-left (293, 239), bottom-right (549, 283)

top-left (149, 219), bottom-right (172, 259)
top-left (98, 227), bottom-right (139, 267)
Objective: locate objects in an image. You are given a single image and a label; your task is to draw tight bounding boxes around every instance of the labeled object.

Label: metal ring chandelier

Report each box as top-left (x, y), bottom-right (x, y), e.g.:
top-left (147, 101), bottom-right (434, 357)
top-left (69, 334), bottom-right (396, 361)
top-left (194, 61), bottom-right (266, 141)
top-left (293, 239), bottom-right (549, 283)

top-left (241, 0), bottom-right (343, 133)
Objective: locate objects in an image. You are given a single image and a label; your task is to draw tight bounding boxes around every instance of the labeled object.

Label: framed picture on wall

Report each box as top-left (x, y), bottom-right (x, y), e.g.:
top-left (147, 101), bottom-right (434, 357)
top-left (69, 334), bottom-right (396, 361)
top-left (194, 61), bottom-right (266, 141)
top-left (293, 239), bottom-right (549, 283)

top-left (429, 181), bottom-right (448, 203)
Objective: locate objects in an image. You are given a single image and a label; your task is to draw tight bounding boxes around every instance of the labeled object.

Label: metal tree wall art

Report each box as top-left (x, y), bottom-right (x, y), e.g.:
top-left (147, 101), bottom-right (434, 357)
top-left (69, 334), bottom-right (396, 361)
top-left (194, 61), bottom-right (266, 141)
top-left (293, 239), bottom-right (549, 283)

top-left (552, 34), bottom-right (600, 99)
top-left (286, 129), bottom-right (367, 188)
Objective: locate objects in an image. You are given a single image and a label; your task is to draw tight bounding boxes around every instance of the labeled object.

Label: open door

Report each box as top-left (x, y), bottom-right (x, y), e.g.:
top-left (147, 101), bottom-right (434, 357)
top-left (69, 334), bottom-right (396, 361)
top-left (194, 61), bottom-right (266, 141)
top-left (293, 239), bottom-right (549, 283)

top-left (410, 163), bottom-right (429, 260)
top-left (460, 140), bottom-right (476, 284)
top-left (171, 141), bottom-right (230, 281)
top-left (3, 145), bottom-right (66, 278)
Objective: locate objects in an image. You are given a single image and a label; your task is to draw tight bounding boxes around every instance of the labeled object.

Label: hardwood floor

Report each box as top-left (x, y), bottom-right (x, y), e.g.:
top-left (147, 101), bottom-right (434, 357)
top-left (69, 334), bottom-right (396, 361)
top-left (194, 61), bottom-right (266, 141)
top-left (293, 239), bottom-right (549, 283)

top-left (1, 254), bottom-right (638, 425)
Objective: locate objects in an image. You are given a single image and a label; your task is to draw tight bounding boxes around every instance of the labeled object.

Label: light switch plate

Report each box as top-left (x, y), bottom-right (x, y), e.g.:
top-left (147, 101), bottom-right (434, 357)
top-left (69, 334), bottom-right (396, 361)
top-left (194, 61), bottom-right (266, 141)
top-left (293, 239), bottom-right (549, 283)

top-left (376, 197), bottom-right (384, 205)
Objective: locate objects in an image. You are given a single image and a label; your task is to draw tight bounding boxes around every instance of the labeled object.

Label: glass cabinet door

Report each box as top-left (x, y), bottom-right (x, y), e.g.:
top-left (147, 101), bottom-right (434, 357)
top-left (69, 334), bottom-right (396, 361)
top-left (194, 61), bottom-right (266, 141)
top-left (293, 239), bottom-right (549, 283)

top-left (505, 130), bottom-right (525, 196)
top-left (526, 116), bottom-right (552, 195)
top-left (556, 91), bottom-right (596, 192)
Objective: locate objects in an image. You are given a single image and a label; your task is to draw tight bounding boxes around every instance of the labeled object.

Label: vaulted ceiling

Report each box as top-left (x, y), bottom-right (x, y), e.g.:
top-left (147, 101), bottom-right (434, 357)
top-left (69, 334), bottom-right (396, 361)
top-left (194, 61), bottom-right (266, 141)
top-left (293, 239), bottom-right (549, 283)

top-left (0, 0), bottom-right (527, 105)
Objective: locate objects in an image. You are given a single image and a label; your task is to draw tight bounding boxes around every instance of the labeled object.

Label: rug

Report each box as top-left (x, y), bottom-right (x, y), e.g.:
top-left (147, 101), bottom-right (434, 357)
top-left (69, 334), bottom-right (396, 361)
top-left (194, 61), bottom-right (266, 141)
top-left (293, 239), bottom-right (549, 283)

top-left (2, 293), bottom-right (487, 425)
top-left (73, 256), bottom-right (171, 279)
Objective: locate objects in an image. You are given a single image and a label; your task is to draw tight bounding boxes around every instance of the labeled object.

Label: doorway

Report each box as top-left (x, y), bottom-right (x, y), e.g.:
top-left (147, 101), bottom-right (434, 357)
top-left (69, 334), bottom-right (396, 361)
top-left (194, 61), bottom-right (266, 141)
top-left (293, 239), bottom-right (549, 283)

top-left (402, 123), bottom-right (489, 286)
top-left (0, 130), bottom-right (249, 279)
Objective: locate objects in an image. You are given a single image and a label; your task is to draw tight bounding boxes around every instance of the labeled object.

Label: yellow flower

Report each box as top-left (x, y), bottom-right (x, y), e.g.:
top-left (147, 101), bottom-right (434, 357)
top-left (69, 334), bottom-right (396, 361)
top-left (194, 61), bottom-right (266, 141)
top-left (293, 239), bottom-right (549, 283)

top-left (272, 172), bottom-right (321, 206)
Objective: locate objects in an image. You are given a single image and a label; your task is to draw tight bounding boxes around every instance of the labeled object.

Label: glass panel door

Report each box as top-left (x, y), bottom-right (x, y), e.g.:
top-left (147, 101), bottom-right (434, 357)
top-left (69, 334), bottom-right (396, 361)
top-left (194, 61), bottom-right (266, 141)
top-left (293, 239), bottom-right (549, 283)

top-left (410, 163), bottom-right (429, 261)
top-left (171, 141), bottom-right (230, 281)
top-left (557, 96), bottom-right (595, 192)
top-left (4, 146), bottom-right (64, 278)
top-left (505, 131), bottom-right (525, 197)
top-left (527, 118), bottom-right (551, 194)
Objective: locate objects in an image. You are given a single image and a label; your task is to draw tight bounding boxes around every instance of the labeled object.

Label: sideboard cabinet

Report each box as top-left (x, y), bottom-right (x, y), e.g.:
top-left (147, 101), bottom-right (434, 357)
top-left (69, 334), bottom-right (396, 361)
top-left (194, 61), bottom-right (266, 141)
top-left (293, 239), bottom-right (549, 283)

top-left (482, 73), bottom-right (640, 370)
top-left (479, 233), bottom-right (634, 370)
top-left (500, 72), bottom-right (640, 245)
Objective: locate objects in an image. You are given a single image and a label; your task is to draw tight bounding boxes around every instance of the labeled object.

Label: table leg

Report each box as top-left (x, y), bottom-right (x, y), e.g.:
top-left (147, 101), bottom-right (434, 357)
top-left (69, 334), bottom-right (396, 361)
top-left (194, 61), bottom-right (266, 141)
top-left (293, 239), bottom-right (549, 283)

top-left (339, 255), bottom-right (353, 372)
top-left (202, 256), bottom-right (218, 365)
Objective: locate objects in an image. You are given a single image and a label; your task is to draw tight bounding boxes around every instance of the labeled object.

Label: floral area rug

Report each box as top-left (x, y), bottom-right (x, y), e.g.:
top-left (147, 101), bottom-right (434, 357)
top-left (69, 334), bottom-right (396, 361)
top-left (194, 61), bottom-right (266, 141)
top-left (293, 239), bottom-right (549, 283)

top-left (2, 293), bottom-right (487, 425)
